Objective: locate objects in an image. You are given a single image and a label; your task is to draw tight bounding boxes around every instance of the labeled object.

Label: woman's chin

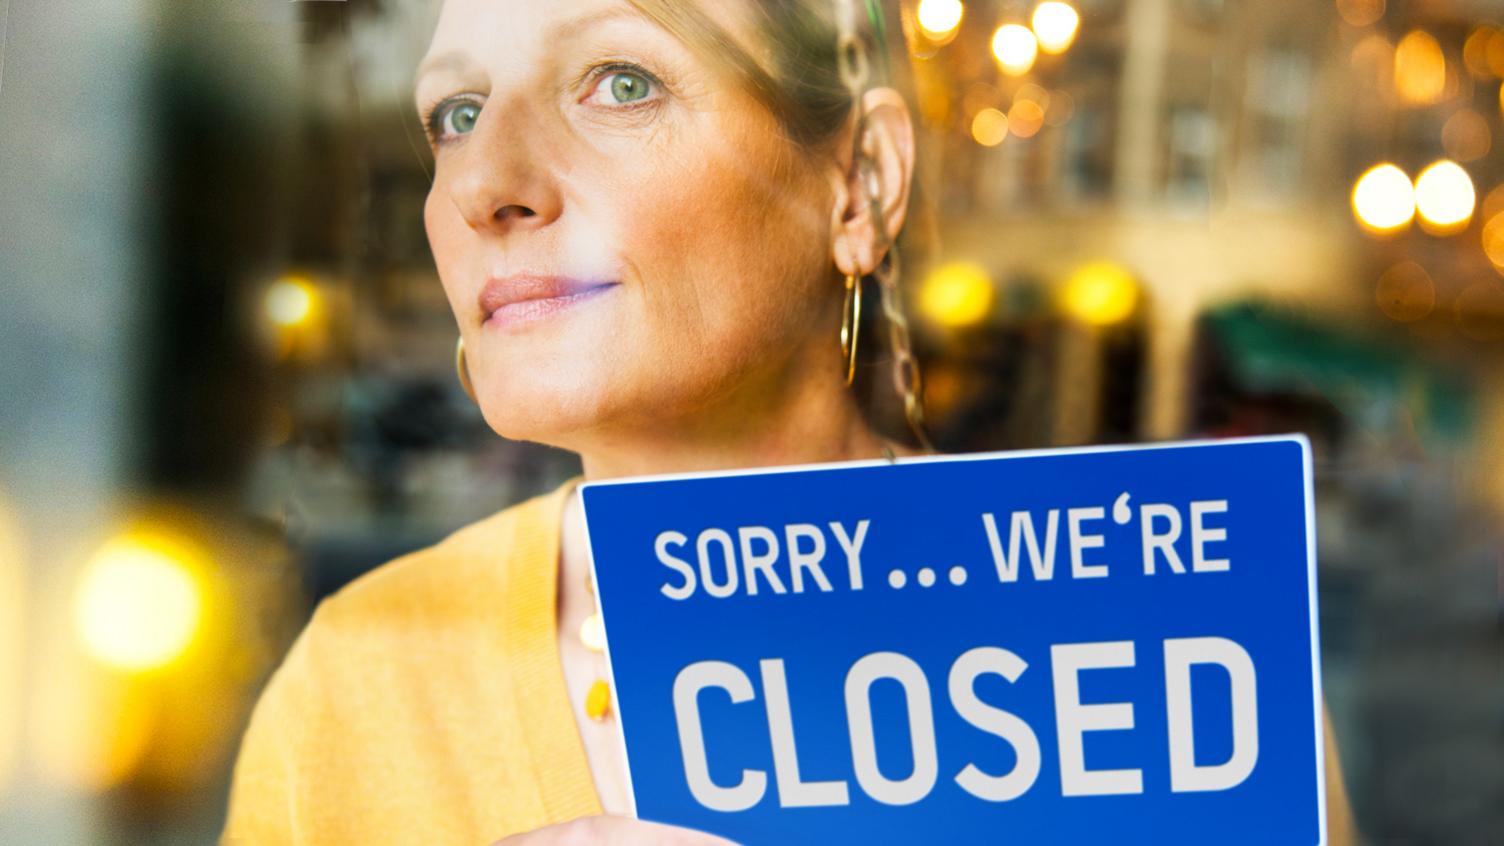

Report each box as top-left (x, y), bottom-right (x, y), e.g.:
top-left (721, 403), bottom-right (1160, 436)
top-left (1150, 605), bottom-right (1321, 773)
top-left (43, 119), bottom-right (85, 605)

top-left (475, 386), bottom-right (615, 448)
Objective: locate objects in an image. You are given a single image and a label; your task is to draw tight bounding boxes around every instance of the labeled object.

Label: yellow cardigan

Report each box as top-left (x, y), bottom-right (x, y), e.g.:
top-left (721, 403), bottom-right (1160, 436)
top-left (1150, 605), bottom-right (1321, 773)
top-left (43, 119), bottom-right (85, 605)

top-left (222, 472), bottom-right (1357, 844)
top-left (221, 474), bottom-right (600, 845)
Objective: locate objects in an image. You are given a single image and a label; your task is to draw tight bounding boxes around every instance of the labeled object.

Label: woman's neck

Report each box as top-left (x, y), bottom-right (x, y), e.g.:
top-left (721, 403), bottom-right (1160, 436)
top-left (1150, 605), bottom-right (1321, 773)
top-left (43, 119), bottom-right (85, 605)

top-left (569, 352), bottom-right (922, 481)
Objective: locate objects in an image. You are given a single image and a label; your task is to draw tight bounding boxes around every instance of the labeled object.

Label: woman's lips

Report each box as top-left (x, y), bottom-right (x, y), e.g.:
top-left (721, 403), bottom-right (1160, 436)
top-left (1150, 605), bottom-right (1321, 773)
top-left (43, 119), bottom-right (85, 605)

top-left (479, 274), bottom-right (619, 330)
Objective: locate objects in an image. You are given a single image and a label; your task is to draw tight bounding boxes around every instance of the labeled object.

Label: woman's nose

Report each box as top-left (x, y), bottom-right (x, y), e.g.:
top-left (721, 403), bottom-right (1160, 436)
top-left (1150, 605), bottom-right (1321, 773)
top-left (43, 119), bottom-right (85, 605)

top-left (444, 102), bottom-right (563, 234)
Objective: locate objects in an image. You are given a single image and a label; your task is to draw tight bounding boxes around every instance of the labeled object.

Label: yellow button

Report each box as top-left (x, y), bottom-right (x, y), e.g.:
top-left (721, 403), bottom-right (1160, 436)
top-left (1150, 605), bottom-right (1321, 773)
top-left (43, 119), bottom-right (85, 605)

top-left (585, 678), bottom-right (612, 721)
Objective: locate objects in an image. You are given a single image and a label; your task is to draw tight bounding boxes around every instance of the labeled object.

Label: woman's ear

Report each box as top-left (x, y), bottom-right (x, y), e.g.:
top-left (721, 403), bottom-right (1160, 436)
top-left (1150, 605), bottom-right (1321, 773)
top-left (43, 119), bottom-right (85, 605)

top-left (829, 86), bottom-right (916, 278)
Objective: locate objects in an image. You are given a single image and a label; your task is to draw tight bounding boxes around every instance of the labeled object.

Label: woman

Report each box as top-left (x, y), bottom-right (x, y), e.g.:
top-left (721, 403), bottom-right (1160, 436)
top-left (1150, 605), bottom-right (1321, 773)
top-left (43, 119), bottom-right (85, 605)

top-left (222, 0), bottom-right (1356, 843)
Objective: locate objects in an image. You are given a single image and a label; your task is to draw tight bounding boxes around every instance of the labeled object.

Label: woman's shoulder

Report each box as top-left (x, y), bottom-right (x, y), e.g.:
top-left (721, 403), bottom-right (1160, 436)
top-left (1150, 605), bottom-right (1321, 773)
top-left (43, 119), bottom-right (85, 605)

top-left (245, 473), bottom-right (582, 716)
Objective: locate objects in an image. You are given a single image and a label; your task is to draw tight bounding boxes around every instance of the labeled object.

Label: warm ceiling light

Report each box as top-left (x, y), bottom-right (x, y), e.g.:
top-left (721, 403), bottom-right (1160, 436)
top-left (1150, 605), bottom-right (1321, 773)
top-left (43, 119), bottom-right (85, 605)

top-left (917, 0), bottom-right (964, 39)
top-left (991, 24), bottom-right (1038, 75)
top-left (1414, 159), bottom-right (1476, 231)
top-left (1394, 29), bottom-right (1445, 105)
top-left (1031, 2), bottom-right (1079, 54)
top-left (1351, 163), bottom-right (1415, 233)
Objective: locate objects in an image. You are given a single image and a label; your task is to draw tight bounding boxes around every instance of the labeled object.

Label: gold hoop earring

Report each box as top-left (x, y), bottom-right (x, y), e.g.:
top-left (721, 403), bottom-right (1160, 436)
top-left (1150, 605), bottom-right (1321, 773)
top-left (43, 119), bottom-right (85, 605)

top-left (840, 272), bottom-right (862, 386)
top-left (455, 336), bottom-right (477, 402)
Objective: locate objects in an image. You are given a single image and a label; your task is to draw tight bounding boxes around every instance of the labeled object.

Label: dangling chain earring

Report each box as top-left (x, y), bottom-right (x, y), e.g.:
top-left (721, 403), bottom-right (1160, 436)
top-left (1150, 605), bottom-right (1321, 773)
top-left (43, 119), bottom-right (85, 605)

top-left (840, 273), bottom-right (862, 386)
top-left (455, 336), bottom-right (477, 402)
top-left (833, 0), bottom-right (936, 453)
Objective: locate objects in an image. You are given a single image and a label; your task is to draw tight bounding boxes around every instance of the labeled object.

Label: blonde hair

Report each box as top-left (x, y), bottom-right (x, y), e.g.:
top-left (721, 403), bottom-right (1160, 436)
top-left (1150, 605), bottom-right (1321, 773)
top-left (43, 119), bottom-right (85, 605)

top-left (625, 0), bottom-right (905, 147)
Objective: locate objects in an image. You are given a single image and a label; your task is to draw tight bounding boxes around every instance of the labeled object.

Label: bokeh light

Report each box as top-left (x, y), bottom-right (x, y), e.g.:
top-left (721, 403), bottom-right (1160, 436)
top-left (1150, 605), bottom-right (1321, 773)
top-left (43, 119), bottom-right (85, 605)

top-left (1031, 2), bottom-right (1080, 55)
top-left (1441, 109), bottom-right (1491, 162)
top-left (917, 0), bottom-right (964, 40)
top-left (1044, 88), bottom-right (1075, 126)
top-left (1008, 98), bottom-right (1046, 138)
top-left (1374, 261), bottom-right (1435, 322)
top-left (74, 533), bottom-right (204, 673)
top-left (264, 275), bottom-right (316, 328)
top-left (1335, 0), bottom-right (1385, 28)
top-left (1059, 261), bottom-right (1139, 326)
top-left (1394, 29), bottom-right (1446, 105)
top-left (970, 107), bottom-right (1010, 146)
top-left (920, 261), bottom-right (995, 328)
top-left (1351, 163), bottom-right (1415, 233)
top-left (991, 24), bottom-right (1039, 76)
top-left (1414, 159), bottom-right (1475, 232)
top-left (1492, 29), bottom-right (1504, 77)
top-left (1463, 25), bottom-right (1498, 78)
top-left (1482, 212), bottom-right (1504, 274)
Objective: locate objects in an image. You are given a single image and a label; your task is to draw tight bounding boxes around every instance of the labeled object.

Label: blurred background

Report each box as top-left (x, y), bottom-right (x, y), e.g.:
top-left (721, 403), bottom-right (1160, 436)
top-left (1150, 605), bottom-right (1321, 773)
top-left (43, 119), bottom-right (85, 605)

top-left (2, 0), bottom-right (1502, 842)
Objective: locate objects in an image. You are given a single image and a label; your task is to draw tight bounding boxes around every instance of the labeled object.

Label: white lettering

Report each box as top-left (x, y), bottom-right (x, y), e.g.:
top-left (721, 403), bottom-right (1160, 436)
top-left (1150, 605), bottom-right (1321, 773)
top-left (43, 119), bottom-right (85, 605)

top-left (738, 526), bottom-right (787, 596)
top-left (1067, 507), bottom-right (1109, 579)
top-left (1165, 637), bottom-right (1259, 792)
top-left (845, 652), bottom-right (938, 805)
top-left (655, 530), bottom-right (696, 600)
top-left (783, 524), bottom-right (833, 593)
top-left (696, 528), bottom-right (739, 598)
top-left (673, 661), bottom-right (766, 811)
top-left (949, 647), bottom-right (1042, 801)
top-left (1139, 504), bottom-right (1185, 575)
top-left (981, 510), bottom-right (1059, 582)
top-left (1051, 641), bottom-right (1143, 796)
top-left (1190, 500), bottom-right (1230, 572)
top-left (829, 520), bottom-right (871, 591)
top-left (760, 659), bottom-right (850, 807)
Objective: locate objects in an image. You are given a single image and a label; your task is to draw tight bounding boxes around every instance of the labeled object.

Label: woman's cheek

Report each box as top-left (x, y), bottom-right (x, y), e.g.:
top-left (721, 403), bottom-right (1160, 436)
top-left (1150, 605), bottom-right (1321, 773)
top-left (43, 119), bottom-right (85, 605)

top-left (422, 189), bottom-right (468, 316)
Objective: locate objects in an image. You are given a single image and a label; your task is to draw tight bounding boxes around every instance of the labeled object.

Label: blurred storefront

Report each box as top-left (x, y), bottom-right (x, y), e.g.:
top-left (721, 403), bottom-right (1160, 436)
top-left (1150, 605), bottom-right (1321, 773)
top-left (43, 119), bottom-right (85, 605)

top-left (2, 0), bottom-right (1502, 842)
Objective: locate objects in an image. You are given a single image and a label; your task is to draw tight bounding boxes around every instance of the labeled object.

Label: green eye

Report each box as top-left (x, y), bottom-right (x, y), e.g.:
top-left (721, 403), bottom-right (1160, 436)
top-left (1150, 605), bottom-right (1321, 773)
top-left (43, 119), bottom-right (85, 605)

top-left (435, 100), bottom-right (480, 138)
top-left (607, 71), bottom-right (651, 103)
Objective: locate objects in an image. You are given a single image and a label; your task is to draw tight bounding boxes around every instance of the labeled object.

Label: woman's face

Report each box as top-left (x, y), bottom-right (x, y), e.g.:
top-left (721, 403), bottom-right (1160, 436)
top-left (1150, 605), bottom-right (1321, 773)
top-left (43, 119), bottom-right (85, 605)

top-left (417, 0), bottom-right (841, 446)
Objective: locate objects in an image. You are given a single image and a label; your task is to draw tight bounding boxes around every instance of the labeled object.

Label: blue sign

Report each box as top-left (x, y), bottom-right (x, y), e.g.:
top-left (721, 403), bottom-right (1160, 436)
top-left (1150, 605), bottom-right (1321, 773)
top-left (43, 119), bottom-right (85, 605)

top-left (579, 436), bottom-right (1327, 845)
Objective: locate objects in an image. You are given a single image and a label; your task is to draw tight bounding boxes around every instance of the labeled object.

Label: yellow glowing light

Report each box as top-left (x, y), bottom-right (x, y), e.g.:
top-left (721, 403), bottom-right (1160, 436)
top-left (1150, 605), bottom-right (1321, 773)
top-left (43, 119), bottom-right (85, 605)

top-left (264, 276), bottom-right (316, 328)
top-left (1481, 213), bottom-right (1504, 272)
top-left (1060, 262), bottom-right (1138, 326)
top-left (1499, 81), bottom-right (1503, 118)
top-left (1394, 29), bottom-right (1445, 105)
top-left (991, 24), bottom-right (1038, 76)
top-left (1031, 2), bottom-right (1079, 54)
top-left (920, 261), bottom-right (994, 328)
top-left (1414, 159), bottom-right (1475, 230)
top-left (75, 534), bottom-right (202, 672)
top-left (1463, 25), bottom-right (1497, 78)
top-left (1351, 163), bottom-right (1415, 232)
top-left (1442, 109), bottom-right (1491, 162)
top-left (970, 108), bottom-right (1009, 146)
top-left (1008, 99), bottom-right (1045, 138)
top-left (917, 0), bottom-right (964, 39)
top-left (1336, 0), bottom-right (1384, 28)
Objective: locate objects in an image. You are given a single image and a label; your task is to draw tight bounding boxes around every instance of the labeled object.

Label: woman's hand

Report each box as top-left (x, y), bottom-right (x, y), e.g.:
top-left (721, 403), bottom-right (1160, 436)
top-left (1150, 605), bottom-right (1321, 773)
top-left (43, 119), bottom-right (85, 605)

top-left (489, 815), bottom-right (740, 846)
